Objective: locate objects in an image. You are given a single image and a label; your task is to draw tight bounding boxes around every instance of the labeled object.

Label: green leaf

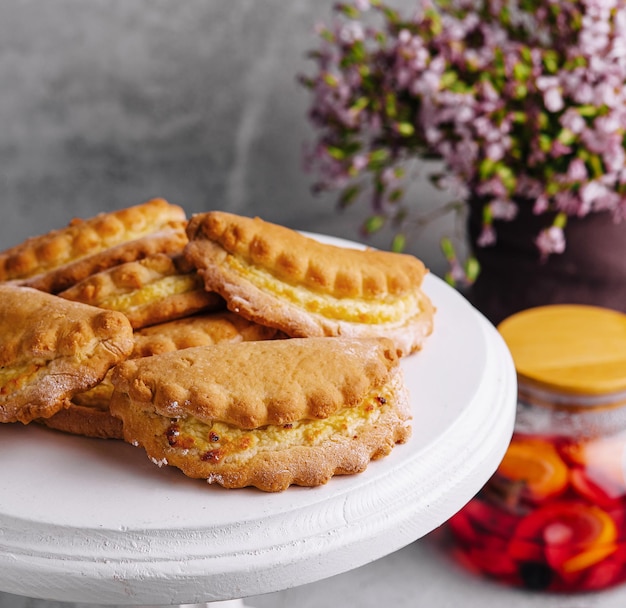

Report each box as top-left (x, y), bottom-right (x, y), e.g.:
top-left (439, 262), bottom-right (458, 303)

top-left (299, 76), bottom-right (314, 90)
top-left (341, 40), bottom-right (366, 67)
top-left (391, 233), bottom-right (406, 252)
top-left (557, 128), bottom-right (576, 145)
top-left (380, 6), bottom-right (400, 24)
top-left (545, 180), bottom-right (560, 196)
top-left (589, 154), bottom-right (604, 177)
top-left (464, 256), bottom-right (481, 283)
top-left (337, 3), bottom-right (361, 19)
top-left (358, 64), bottom-right (371, 78)
top-left (440, 70), bottom-right (458, 89)
top-left (385, 93), bottom-right (397, 118)
top-left (395, 122), bottom-right (415, 136)
top-left (496, 165), bottom-right (517, 193)
top-left (440, 236), bottom-right (456, 261)
top-left (482, 203), bottom-right (494, 224)
top-left (319, 28), bottom-right (335, 43)
top-left (368, 148), bottom-right (390, 166)
top-left (443, 272), bottom-right (456, 286)
top-left (539, 134), bottom-right (552, 152)
top-left (322, 73), bottom-right (339, 88)
top-left (553, 212), bottom-right (568, 229)
top-left (326, 146), bottom-right (347, 160)
top-left (363, 215), bottom-right (386, 234)
top-left (478, 157), bottom-right (497, 179)
top-left (513, 61), bottom-right (531, 82)
top-left (569, 56), bottom-right (587, 69)
top-left (513, 84), bottom-right (527, 99)
top-left (388, 188), bottom-right (404, 202)
top-left (393, 166), bottom-right (406, 179)
top-left (338, 184), bottom-right (361, 208)
top-left (494, 48), bottom-right (505, 72)
top-left (520, 46), bottom-right (533, 64)
top-left (543, 50), bottom-right (560, 74)
top-left (352, 97), bottom-right (369, 112)
top-left (578, 105), bottom-right (598, 117)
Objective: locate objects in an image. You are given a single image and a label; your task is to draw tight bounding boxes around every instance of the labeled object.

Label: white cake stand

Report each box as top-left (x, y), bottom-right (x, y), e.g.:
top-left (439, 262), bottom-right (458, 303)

top-left (0, 237), bottom-right (517, 607)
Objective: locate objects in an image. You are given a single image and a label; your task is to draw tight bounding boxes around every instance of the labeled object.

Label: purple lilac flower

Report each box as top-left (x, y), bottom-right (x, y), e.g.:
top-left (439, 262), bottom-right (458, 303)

top-left (301, 0), bottom-right (626, 264)
top-left (536, 225), bottom-right (567, 258)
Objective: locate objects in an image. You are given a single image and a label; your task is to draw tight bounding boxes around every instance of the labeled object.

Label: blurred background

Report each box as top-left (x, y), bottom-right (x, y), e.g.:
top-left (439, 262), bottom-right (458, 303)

top-left (0, 0), bottom-right (455, 277)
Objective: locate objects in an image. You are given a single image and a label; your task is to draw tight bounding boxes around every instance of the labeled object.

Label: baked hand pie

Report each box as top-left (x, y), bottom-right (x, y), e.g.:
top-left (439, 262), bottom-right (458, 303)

top-left (0, 198), bottom-right (187, 293)
top-left (184, 211), bottom-right (434, 356)
top-left (0, 284), bottom-right (134, 424)
top-left (58, 253), bottom-right (224, 329)
top-left (130, 310), bottom-right (282, 358)
top-left (37, 399), bottom-right (125, 441)
top-left (40, 311), bottom-right (282, 439)
top-left (109, 337), bottom-right (411, 492)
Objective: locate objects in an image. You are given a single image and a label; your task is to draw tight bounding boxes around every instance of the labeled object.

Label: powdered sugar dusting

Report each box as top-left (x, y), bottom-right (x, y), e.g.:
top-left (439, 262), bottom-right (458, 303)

top-left (206, 474), bottom-right (224, 485)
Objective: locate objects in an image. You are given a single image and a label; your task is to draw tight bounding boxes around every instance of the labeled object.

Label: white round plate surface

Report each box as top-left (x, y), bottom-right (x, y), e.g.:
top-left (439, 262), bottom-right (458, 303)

top-left (0, 234), bottom-right (517, 605)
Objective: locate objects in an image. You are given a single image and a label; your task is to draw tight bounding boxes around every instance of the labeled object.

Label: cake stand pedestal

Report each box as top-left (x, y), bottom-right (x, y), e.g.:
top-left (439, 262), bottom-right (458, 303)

top-left (0, 269), bottom-right (517, 606)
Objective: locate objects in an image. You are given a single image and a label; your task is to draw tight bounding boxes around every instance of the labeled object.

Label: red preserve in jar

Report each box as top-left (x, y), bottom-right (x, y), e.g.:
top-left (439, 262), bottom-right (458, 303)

top-left (446, 305), bottom-right (626, 592)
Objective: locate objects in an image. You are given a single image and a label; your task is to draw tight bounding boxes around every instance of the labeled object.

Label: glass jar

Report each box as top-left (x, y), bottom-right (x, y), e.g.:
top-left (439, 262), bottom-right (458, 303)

top-left (446, 304), bottom-right (626, 592)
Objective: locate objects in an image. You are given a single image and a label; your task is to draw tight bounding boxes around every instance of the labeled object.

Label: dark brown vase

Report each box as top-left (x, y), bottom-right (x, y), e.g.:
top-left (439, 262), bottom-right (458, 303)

top-left (466, 200), bottom-right (626, 326)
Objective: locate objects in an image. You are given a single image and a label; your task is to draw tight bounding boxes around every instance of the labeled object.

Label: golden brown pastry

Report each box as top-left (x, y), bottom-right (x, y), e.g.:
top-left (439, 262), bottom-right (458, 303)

top-left (41, 311), bottom-right (280, 439)
top-left (184, 211), bottom-right (434, 357)
top-left (58, 253), bottom-right (224, 329)
top-left (0, 198), bottom-right (187, 293)
top-left (109, 337), bottom-right (411, 492)
top-left (0, 284), bottom-right (134, 424)
top-left (37, 401), bottom-right (124, 440)
top-left (130, 310), bottom-right (281, 357)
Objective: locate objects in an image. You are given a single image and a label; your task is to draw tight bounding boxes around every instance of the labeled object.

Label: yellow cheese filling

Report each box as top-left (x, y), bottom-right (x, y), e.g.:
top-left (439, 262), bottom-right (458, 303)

top-left (99, 273), bottom-right (202, 312)
top-left (0, 361), bottom-right (46, 395)
top-left (72, 375), bottom-right (114, 408)
top-left (163, 387), bottom-right (396, 465)
top-left (227, 257), bottom-right (419, 324)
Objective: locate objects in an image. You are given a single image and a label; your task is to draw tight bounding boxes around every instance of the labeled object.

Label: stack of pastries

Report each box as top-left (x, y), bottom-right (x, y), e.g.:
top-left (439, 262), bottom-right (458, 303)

top-left (0, 199), bottom-right (435, 492)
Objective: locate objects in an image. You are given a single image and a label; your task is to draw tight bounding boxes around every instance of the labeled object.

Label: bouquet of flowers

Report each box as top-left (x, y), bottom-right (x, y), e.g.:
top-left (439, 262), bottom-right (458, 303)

top-left (300, 0), bottom-right (626, 283)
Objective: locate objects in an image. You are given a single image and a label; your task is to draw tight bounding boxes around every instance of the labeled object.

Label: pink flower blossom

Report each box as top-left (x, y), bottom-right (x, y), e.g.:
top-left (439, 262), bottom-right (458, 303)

top-left (351, 154), bottom-right (369, 172)
top-left (477, 224), bottom-right (497, 247)
top-left (560, 109), bottom-right (586, 134)
top-left (302, 0), bottom-right (626, 265)
top-left (437, 174), bottom-right (470, 200)
top-left (543, 87), bottom-right (565, 113)
top-left (533, 194), bottom-right (550, 215)
top-left (536, 226), bottom-right (566, 258)
top-left (580, 181), bottom-right (617, 213)
top-left (567, 158), bottom-right (588, 182)
top-left (490, 199), bottom-right (518, 221)
top-left (339, 22), bottom-right (365, 44)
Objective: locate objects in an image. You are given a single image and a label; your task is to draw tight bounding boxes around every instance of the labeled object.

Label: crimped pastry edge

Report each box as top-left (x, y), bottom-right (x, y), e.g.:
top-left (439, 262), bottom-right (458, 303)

top-left (24, 224), bottom-right (189, 294)
top-left (41, 312), bottom-right (281, 439)
top-left (183, 212), bottom-right (435, 357)
top-left (185, 211), bottom-right (428, 299)
top-left (0, 198), bottom-right (186, 283)
top-left (110, 337), bottom-right (399, 428)
top-left (184, 240), bottom-right (434, 356)
top-left (113, 366), bottom-right (411, 492)
top-left (58, 251), bottom-right (225, 329)
top-left (0, 285), bottom-right (134, 424)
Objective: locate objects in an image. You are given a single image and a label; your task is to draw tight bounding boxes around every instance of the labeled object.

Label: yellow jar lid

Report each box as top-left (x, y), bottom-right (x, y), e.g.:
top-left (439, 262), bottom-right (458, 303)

top-left (497, 305), bottom-right (626, 395)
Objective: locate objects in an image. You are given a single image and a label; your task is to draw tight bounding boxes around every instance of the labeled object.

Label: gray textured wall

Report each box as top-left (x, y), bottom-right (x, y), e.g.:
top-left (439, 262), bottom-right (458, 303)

top-left (0, 0), bottom-right (455, 276)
